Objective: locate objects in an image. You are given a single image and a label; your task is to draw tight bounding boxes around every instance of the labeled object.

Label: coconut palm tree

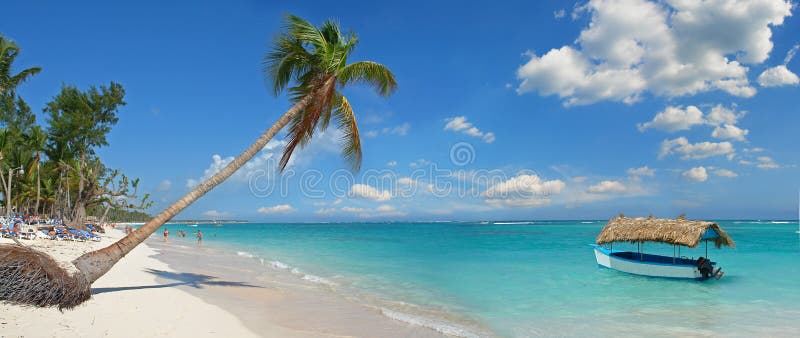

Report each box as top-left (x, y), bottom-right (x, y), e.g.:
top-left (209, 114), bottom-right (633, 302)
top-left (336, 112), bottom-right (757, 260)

top-left (0, 14), bottom-right (396, 309)
top-left (23, 126), bottom-right (47, 215)
top-left (0, 35), bottom-right (41, 97)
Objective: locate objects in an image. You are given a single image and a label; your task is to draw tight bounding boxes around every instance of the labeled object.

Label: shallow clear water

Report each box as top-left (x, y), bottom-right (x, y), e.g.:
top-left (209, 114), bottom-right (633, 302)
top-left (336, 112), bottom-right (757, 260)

top-left (160, 221), bottom-right (800, 337)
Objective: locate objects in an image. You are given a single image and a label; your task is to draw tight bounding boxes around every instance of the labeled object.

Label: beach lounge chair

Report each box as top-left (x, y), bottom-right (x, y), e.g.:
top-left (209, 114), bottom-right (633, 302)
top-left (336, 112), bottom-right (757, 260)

top-left (40, 229), bottom-right (56, 240)
top-left (20, 229), bottom-right (37, 240)
top-left (55, 227), bottom-right (75, 241)
top-left (5, 230), bottom-right (20, 239)
top-left (67, 229), bottom-right (88, 241)
top-left (80, 230), bottom-right (102, 242)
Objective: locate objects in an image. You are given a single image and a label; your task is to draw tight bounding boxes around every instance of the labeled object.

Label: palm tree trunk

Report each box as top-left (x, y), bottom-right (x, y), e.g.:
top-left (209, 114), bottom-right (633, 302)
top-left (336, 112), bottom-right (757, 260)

top-left (73, 96), bottom-right (310, 283)
top-left (98, 204), bottom-right (111, 225)
top-left (0, 167), bottom-right (7, 218)
top-left (35, 161), bottom-right (40, 216)
top-left (6, 168), bottom-right (12, 219)
top-left (65, 166), bottom-right (71, 217)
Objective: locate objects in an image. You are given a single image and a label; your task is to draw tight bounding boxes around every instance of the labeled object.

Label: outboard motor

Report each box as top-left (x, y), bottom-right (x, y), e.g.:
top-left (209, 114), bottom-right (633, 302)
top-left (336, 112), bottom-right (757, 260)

top-left (696, 257), bottom-right (724, 280)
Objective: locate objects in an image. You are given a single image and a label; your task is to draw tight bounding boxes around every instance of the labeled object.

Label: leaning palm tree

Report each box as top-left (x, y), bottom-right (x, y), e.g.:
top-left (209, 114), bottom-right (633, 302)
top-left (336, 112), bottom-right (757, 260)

top-left (0, 14), bottom-right (396, 309)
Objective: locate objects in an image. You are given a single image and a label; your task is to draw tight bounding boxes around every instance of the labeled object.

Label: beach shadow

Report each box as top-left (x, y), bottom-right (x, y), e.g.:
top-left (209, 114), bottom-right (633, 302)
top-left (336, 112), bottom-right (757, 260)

top-left (92, 269), bottom-right (261, 295)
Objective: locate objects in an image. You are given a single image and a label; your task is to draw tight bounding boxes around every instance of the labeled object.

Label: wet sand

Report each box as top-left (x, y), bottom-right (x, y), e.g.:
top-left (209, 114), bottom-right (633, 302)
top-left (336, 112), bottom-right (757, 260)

top-left (146, 238), bottom-right (456, 337)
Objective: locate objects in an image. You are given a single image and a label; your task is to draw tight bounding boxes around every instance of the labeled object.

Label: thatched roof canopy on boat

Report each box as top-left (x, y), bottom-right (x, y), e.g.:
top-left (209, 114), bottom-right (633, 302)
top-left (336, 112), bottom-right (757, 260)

top-left (595, 215), bottom-right (735, 248)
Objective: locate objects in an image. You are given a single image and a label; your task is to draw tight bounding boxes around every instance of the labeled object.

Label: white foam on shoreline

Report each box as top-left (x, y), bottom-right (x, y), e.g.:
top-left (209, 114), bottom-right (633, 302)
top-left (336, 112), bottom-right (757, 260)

top-left (269, 260), bottom-right (290, 269)
top-left (301, 274), bottom-right (337, 286)
top-left (236, 251), bottom-right (255, 258)
top-left (265, 260), bottom-right (336, 286)
top-left (380, 308), bottom-right (483, 338)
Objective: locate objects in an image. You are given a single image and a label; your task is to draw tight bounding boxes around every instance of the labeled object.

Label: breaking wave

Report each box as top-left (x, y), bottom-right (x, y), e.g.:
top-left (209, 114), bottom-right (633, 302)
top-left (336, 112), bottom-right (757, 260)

top-left (380, 308), bottom-right (483, 338)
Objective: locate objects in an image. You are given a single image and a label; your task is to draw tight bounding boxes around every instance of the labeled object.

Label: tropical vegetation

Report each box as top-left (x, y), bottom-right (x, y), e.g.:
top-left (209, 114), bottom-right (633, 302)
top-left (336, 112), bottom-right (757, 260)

top-left (0, 14), bottom-right (396, 309)
top-left (0, 36), bottom-right (149, 229)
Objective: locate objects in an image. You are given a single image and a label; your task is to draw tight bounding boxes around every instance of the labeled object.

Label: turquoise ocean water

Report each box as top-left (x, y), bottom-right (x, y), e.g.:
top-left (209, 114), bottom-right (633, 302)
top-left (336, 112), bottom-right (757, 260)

top-left (160, 220), bottom-right (800, 336)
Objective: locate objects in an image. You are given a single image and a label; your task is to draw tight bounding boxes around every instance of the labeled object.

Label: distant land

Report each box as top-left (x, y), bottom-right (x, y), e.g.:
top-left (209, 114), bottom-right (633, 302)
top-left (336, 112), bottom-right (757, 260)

top-left (167, 220), bottom-right (252, 224)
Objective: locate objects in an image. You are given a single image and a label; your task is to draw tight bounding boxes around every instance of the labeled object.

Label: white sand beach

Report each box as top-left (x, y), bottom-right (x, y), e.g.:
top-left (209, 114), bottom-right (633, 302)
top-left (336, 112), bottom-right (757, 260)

top-left (0, 229), bottom-right (284, 337)
top-left (0, 229), bottom-right (452, 337)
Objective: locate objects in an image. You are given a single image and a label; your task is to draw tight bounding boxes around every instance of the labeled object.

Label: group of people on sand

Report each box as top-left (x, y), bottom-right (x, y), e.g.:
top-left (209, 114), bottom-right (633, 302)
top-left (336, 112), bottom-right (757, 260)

top-left (163, 227), bottom-right (202, 244)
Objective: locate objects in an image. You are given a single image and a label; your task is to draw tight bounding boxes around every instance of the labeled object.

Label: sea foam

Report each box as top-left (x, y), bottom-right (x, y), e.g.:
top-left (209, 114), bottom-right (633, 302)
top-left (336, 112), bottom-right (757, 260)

top-left (380, 308), bottom-right (483, 338)
top-left (236, 251), bottom-right (255, 258)
top-left (269, 260), bottom-right (290, 269)
top-left (301, 274), bottom-right (337, 286)
top-left (266, 260), bottom-right (336, 286)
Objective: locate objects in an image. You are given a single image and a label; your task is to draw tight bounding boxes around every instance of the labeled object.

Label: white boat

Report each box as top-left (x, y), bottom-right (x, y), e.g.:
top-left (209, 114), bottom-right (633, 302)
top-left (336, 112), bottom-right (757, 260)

top-left (591, 215), bottom-right (734, 281)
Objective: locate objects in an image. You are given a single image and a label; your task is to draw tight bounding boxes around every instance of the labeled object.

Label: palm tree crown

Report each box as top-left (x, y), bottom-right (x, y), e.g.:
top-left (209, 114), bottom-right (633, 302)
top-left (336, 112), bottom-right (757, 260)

top-left (265, 15), bottom-right (397, 171)
top-left (0, 35), bottom-right (41, 97)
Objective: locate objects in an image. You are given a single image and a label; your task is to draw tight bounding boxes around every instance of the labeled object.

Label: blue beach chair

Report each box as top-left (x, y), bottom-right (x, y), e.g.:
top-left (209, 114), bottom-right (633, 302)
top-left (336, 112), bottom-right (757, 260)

top-left (80, 230), bottom-right (102, 241)
top-left (68, 229), bottom-right (89, 241)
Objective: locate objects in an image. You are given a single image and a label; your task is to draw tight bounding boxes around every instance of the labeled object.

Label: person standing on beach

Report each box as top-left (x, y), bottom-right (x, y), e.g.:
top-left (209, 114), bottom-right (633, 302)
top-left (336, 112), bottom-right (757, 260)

top-left (197, 229), bottom-right (203, 246)
top-left (163, 228), bottom-right (169, 242)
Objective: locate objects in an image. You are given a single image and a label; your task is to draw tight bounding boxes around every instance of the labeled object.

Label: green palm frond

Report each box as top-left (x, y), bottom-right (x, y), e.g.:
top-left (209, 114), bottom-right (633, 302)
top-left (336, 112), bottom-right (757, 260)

top-left (263, 35), bottom-right (315, 96)
top-left (338, 61), bottom-right (397, 96)
top-left (0, 35), bottom-right (41, 96)
top-left (285, 15), bottom-right (328, 52)
top-left (334, 94), bottom-right (362, 171)
top-left (263, 15), bottom-right (396, 172)
top-left (7, 67), bottom-right (41, 89)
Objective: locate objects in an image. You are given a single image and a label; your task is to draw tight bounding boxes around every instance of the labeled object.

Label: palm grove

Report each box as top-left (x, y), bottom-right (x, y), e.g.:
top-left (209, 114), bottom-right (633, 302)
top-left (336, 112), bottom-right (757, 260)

top-left (0, 36), bottom-right (150, 227)
top-left (0, 16), bottom-right (395, 309)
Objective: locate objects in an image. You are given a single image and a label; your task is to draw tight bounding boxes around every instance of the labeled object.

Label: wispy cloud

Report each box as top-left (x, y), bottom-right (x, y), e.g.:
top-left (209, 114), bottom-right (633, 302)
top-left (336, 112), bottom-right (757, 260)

top-left (444, 116), bottom-right (495, 143)
top-left (157, 179), bottom-right (172, 191)
top-left (202, 210), bottom-right (230, 218)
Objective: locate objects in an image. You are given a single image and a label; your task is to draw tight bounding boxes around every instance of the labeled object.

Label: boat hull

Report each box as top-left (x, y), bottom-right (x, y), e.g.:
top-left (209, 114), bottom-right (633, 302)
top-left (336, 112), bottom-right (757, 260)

top-left (592, 245), bottom-right (705, 280)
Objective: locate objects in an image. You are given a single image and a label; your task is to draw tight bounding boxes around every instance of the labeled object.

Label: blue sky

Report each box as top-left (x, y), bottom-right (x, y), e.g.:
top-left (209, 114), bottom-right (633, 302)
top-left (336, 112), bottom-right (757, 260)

top-left (3, 0), bottom-right (799, 221)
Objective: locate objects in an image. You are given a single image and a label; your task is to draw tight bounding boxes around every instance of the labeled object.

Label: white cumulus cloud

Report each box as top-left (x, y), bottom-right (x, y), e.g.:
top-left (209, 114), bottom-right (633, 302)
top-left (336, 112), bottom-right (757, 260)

top-left (659, 137), bottom-right (734, 160)
top-left (587, 180), bottom-right (627, 193)
top-left (482, 174), bottom-right (565, 208)
top-left (257, 204), bottom-right (296, 214)
top-left (758, 65), bottom-right (800, 87)
top-left (639, 104), bottom-right (749, 141)
top-left (758, 44), bottom-right (800, 87)
top-left (349, 184), bottom-right (392, 201)
top-left (682, 166), bottom-right (708, 182)
top-left (711, 124), bottom-right (749, 141)
top-left (638, 106), bottom-right (705, 132)
top-left (516, 0), bottom-right (793, 106)
top-left (627, 166), bottom-right (655, 177)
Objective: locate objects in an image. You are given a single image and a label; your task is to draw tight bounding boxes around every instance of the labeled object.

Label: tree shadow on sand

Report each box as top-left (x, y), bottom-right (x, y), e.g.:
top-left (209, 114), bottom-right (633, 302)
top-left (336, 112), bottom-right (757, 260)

top-left (91, 269), bottom-right (261, 295)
